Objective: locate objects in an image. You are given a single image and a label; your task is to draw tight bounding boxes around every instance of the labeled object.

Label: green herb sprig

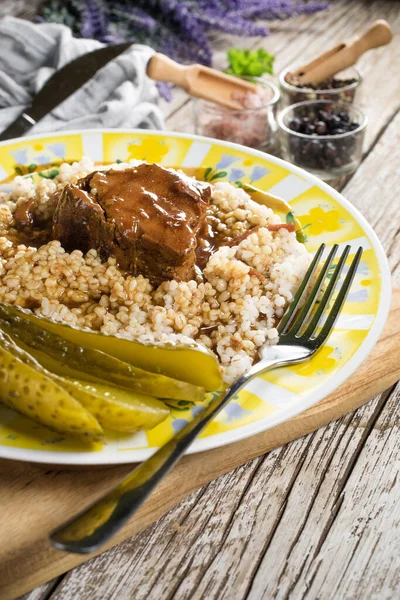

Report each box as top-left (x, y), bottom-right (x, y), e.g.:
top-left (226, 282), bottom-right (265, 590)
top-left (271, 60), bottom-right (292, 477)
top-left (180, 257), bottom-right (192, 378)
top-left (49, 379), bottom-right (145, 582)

top-left (225, 48), bottom-right (275, 79)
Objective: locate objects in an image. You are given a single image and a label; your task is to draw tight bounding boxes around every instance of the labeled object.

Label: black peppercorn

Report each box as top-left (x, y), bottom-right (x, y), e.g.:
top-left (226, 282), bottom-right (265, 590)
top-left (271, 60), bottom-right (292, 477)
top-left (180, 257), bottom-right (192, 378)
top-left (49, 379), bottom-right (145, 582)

top-left (286, 106), bottom-right (361, 173)
top-left (315, 121), bottom-right (327, 135)
top-left (284, 75), bottom-right (359, 105)
top-left (289, 117), bottom-right (302, 132)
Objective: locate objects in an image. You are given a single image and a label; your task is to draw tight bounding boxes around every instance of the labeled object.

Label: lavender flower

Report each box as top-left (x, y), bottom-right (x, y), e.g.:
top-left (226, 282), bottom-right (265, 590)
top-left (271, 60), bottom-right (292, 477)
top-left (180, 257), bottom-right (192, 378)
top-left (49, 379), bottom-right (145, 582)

top-left (39, 0), bottom-right (329, 98)
top-left (80, 0), bottom-right (109, 41)
top-left (156, 81), bottom-right (173, 102)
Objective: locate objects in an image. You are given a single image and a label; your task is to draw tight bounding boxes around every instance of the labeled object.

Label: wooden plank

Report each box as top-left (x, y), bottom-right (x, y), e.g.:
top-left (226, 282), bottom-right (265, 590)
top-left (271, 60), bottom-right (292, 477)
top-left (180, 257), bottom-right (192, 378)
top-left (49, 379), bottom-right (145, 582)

top-left (38, 385), bottom-right (399, 600)
top-left (18, 581), bottom-right (60, 600)
top-left (2, 289), bottom-right (400, 600)
top-left (279, 384), bottom-right (400, 600)
top-left (343, 108), bottom-right (400, 283)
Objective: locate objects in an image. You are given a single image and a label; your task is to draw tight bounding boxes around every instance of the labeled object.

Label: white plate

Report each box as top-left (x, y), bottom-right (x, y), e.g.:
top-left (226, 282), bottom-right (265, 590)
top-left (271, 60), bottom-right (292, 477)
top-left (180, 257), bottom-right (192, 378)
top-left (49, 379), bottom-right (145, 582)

top-left (0, 130), bottom-right (391, 464)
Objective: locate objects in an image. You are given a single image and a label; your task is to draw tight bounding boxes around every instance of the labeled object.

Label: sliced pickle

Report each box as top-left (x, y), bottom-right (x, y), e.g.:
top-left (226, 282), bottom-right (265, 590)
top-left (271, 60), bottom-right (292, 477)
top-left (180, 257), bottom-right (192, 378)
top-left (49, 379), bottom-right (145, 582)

top-left (0, 330), bottom-right (104, 439)
top-left (8, 340), bottom-right (103, 385)
top-left (0, 306), bottom-right (205, 401)
top-left (6, 336), bottom-right (169, 432)
top-left (0, 304), bottom-right (222, 391)
top-left (54, 378), bottom-right (170, 433)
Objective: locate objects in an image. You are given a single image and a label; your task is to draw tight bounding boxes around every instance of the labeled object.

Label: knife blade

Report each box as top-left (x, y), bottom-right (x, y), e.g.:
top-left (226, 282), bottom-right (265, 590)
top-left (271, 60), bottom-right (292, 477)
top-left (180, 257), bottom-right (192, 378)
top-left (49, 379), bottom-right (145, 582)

top-left (0, 42), bottom-right (132, 141)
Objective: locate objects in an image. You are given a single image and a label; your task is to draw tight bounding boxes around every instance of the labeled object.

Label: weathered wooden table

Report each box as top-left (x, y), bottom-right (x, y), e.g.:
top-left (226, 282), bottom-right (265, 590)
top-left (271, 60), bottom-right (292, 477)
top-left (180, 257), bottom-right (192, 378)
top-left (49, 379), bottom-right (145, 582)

top-left (4, 0), bottom-right (399, 598)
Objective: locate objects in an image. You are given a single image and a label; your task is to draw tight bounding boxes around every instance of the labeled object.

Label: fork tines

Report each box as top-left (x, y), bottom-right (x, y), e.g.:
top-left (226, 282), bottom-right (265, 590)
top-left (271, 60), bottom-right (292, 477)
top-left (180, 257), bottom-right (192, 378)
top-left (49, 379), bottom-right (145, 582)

top-left (278, 244), bottom-right (363, 345)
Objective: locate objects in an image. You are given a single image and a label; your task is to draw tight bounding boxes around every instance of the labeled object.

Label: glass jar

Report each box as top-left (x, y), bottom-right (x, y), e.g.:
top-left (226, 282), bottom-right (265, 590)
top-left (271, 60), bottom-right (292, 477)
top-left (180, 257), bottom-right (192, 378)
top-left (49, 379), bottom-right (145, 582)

top-left (278, 100), bottom-right (367, 180)
top-left (279, 66), bottom-right (362, 108)
top-left (193, 77), bottom-right (280, 151)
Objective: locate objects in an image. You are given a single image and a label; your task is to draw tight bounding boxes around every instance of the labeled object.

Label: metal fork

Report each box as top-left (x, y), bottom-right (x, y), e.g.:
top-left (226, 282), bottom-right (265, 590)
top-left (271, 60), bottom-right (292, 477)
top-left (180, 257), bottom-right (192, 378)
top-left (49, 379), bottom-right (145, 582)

top-left (50, 243), bottom-right (362, 554)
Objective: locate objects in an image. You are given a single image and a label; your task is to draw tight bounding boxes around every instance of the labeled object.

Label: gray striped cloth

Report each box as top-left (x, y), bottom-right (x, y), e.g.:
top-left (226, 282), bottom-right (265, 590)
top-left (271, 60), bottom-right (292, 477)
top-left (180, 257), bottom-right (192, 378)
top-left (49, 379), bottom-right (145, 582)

top-left (0, 17), bottom-right (164, 135)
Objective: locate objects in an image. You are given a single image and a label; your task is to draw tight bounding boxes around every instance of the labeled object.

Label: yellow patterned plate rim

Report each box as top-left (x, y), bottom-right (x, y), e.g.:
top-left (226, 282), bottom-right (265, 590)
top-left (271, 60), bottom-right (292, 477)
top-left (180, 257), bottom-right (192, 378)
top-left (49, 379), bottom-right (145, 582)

top-left (0, 129), bottom-right (392, 465)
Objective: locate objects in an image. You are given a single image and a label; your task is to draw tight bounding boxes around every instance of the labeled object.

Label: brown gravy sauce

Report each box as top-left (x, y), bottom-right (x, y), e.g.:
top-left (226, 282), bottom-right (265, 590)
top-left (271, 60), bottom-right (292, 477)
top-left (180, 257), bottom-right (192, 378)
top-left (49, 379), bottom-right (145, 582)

top-left (195, 222), bottom-right (260, 274)
top-left (10, 166), bottom-right (277, 286)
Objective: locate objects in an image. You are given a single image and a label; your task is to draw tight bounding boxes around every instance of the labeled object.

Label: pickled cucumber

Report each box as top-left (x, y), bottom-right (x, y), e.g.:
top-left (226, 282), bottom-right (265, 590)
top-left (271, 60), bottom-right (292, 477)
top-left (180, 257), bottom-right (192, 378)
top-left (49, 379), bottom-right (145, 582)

top-left (54, 378), bottom-right (170, 433)
top-left (0, 307), bottom-right (205, 401)
top-left (0, 330), bottom-right (104, 439)
top-left (0, 304), bottom-right (222, 390)
top-left (7, 340), bottom-right (103, 386)
top-left (6, 337), bottom-right (170, 431)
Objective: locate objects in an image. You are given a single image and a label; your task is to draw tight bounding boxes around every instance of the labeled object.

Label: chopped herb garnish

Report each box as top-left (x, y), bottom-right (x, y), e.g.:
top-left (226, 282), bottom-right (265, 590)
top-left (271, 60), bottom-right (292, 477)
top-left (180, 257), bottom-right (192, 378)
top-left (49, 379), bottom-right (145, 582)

top-left (38, 169), bottom-right (59, 180)
top-left (225, 48), bottom-right (275, 79)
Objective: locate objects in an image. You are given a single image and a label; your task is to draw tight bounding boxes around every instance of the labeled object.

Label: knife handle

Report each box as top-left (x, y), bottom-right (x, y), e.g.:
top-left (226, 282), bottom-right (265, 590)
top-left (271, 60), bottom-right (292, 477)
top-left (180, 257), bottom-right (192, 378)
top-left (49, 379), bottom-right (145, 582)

top-left (0, 112), bottom-right (37, 142)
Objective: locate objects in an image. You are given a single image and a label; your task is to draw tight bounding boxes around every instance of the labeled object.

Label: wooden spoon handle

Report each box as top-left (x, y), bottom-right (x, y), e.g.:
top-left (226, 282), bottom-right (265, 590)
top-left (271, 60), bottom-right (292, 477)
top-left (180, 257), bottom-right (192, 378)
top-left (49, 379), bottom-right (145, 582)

top-left (350, 19), bottom-right (393, 58)
top-left (146, 52), bottom-right (258, 110)
top-left (147, 53), bottom-right (189, 88)
top-left (290, 43), bottom-right (346, 78)
top-left (296, 19), bottom-right (393, 85)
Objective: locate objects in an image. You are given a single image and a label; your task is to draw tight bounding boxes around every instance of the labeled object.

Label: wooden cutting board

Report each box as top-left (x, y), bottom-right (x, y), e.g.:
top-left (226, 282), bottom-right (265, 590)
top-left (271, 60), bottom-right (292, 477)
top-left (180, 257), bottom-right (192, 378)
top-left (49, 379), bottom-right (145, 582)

top-left (1, 288), bottom-right (400, 600)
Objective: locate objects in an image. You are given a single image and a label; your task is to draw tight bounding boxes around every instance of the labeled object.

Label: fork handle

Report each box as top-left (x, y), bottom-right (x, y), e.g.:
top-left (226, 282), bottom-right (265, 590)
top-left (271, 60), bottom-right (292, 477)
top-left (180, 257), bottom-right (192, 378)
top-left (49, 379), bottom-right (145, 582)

top-left (50, 360), bottom-right (277, 554)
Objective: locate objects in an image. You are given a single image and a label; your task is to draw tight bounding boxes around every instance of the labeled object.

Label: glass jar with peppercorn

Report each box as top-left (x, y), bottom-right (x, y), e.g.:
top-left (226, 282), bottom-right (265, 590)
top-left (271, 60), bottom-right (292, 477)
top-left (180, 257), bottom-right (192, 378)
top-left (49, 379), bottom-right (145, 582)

top-left (278, 66), bottom-right (362, 108)
top-left (278, 100), bottom-right (367, 180)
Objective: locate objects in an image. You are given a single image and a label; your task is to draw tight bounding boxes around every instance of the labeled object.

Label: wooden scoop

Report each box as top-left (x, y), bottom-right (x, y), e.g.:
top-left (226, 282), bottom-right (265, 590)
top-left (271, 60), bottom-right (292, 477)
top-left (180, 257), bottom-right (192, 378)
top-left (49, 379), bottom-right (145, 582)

top-left (147, 53), bottom-right (259, 110)
top-left (290, 20), bottom-right (393, 85)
